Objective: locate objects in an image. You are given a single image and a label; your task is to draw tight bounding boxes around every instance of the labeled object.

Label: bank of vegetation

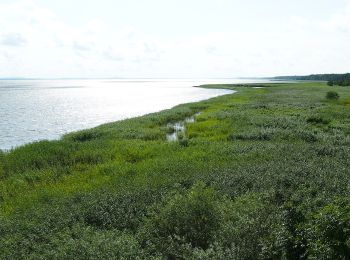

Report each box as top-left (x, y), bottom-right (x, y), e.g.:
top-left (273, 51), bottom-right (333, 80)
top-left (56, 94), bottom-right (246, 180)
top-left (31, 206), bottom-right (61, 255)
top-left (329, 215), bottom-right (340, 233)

top-left (1, 82), bottom-right (350, 259)
top-left (274, 73), bottom-right (350, 86)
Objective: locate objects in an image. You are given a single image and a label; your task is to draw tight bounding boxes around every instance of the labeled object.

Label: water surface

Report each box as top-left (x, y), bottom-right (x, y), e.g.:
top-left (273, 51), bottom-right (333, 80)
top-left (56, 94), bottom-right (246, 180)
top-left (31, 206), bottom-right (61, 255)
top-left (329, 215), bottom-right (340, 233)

top-left (0, 79), bottom-right (270, 150)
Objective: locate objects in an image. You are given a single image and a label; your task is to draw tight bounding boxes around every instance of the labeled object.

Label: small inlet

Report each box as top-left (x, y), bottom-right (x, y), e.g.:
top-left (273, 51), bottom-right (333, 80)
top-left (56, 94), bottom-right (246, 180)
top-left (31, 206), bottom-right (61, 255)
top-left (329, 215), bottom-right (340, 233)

top-left (166, 113), bottom-right (200, 142)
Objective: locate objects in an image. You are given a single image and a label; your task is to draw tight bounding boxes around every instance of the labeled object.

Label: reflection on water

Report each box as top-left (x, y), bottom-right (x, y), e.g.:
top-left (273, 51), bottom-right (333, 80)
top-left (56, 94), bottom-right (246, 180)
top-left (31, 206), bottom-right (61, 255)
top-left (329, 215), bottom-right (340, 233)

top-left (0, 78), bottom-right (270, 150)
top-left (166, 122), bottom-right (186, 142)
top-left (166, 112), bottom-right (200, 142)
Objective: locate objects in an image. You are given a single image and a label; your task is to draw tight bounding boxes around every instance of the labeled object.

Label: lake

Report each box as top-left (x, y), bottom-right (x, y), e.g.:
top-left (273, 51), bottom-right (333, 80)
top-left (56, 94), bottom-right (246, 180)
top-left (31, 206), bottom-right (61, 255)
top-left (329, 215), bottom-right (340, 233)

top-left (0, 79), bottom-right (269, 150)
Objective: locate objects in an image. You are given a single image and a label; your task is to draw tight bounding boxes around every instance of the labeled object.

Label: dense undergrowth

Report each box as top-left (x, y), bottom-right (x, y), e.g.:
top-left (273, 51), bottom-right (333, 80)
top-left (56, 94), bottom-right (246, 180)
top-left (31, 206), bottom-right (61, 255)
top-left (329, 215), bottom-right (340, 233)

top-left (1, 82), bottom-right (350, 259)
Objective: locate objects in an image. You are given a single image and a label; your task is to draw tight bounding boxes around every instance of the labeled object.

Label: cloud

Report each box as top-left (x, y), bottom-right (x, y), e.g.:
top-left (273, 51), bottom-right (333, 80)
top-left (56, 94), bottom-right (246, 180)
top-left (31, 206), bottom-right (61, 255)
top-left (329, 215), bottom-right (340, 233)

top-left (103, 47), bottom-right (124, 61)
top-left (326, 4), bottom-right (350, 34)
top-left (0, 1), bottom-right (165, 76)
top-left (73, 41), bottom-right (92, 52)
top-left (0, 0), bottom-right (350, 78)
top-left (1, 33), bottom-right (27, 47)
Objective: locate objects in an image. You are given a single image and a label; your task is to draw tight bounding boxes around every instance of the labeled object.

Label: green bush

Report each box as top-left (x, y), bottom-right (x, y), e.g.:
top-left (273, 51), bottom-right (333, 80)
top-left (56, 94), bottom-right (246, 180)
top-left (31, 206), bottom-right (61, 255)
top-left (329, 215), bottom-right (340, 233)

top-left (307, 199), bottom-right (350, 258)
top-left (83, 189), bottom-right (160, 231)
top-left (216, 195), bottom-right (276, 259)
top-left (306, 116), bottom-right (330, 125)
top-left (70, 130), bottom-right (102, 142)
top-left (229, 128), bottom-right (275, 141)
top-left (326, 91), bottom-right (339, 100)
top-left (0, 222), bottom-right (145, 259)
top-left (0, 150), bottom-right (4, 178)
top-left (142, 183), bottom-right (221, 256)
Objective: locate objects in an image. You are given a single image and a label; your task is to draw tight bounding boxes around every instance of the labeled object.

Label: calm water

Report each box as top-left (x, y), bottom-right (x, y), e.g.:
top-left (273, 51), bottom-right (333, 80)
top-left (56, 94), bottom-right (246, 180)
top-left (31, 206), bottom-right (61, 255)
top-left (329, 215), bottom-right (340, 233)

top-left (0, 79), bottom-right (269, 150)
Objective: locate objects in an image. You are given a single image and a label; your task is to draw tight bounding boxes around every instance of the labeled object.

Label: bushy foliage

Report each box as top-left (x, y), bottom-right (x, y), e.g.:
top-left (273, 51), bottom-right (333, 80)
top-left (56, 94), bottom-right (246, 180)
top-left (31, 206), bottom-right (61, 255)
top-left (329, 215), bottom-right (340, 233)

top-left (306, 115), bottom-right (330, 125)
top-left (141, 183), bottom-right (220, 254)
top-left (82, 189), bottom-right (161, 231)
top-left (307, 199), bottom-right (350, 258)
top-left (0, 150), bottom-right (4, 177)
top-left (326, 91), bottom-right (340, 100)
top-left (275, 73), bottom-right (350, 86)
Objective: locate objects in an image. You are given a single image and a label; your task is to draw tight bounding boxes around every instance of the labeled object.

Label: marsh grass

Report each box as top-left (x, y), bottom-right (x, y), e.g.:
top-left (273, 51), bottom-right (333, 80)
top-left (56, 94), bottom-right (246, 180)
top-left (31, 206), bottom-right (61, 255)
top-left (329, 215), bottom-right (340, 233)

top-left (1, 82), bottom-right (350, 258)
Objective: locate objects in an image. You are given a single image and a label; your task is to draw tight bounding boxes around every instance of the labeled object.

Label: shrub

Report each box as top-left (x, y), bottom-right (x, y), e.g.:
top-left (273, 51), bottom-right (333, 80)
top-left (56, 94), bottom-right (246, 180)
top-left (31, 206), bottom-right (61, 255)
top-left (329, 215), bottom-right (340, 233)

top-left (216, 195), bottom-right (275, 259)
top-left (0, 222), bottom-right (145, 259)
top-left (70, 131), bottom-right (102, 142)
top-left (142, 183), bottom-right (221, 256)
top-left (306, 116), bottom-right (330, 125)
top-left (307, 200), bottom-right (350, 259)
top-left (326, 91), bottom-right (339, 100)
top-left (83, 189), bottom-right (160, 231)
top-left (0, 150), bottom-right (5, 177)
top-left (229, 128), bottom-right (275, 141)
top-left (297, 130), bottom-right (318, 143)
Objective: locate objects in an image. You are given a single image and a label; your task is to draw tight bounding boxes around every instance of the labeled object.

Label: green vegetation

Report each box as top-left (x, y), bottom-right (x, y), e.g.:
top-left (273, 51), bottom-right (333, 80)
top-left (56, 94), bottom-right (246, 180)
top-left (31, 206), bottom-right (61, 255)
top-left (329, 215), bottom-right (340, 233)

top-left (1, 82), bottom-right (350, 258)
top-left (275, 73), bottom-right (350, 86)
top-left (326, 91), bottom-right (340, 100)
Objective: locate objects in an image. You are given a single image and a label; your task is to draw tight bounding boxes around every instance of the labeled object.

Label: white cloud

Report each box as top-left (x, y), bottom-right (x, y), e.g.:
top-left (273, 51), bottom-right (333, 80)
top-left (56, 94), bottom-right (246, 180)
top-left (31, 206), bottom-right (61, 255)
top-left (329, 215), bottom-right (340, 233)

top-left (326, 4), bottom-right (350, 34)
top-left (1, 33), bottom-right (27, 46)
top-left (0, 0), bottom-right (349, 78)
top-left (0, 1), bottom-right (167, 77)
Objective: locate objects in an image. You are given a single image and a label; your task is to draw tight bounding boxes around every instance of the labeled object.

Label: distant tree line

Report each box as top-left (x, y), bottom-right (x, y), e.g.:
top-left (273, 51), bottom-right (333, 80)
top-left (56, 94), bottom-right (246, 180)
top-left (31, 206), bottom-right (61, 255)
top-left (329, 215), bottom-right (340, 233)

top-left (274, 73), bottom-right (350, 86)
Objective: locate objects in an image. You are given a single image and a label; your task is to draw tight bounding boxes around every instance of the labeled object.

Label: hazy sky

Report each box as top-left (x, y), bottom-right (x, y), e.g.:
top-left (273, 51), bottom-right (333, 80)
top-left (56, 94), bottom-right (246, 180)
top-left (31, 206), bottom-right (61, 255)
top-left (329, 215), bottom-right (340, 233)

top-left (0, 0), bottom-right (350, 78)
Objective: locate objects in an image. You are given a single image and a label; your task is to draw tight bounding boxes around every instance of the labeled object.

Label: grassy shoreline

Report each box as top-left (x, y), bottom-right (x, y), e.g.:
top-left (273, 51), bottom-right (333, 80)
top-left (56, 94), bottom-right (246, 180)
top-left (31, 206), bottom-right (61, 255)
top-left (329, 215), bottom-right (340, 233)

top-left (1, 82), bottom-right (350, 258)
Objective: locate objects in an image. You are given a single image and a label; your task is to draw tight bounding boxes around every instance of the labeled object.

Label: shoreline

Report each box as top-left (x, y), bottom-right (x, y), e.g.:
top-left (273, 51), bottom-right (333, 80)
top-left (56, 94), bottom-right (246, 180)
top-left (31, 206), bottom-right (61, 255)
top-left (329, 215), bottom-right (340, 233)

top-left (0, 85), bottom-right (236, 152)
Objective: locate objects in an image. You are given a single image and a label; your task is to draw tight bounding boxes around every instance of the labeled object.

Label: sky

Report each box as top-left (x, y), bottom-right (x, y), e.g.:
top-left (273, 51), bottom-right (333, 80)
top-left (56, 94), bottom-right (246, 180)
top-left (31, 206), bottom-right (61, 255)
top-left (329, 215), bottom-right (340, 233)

top-left (0, 0), bottom-right (350, 78)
